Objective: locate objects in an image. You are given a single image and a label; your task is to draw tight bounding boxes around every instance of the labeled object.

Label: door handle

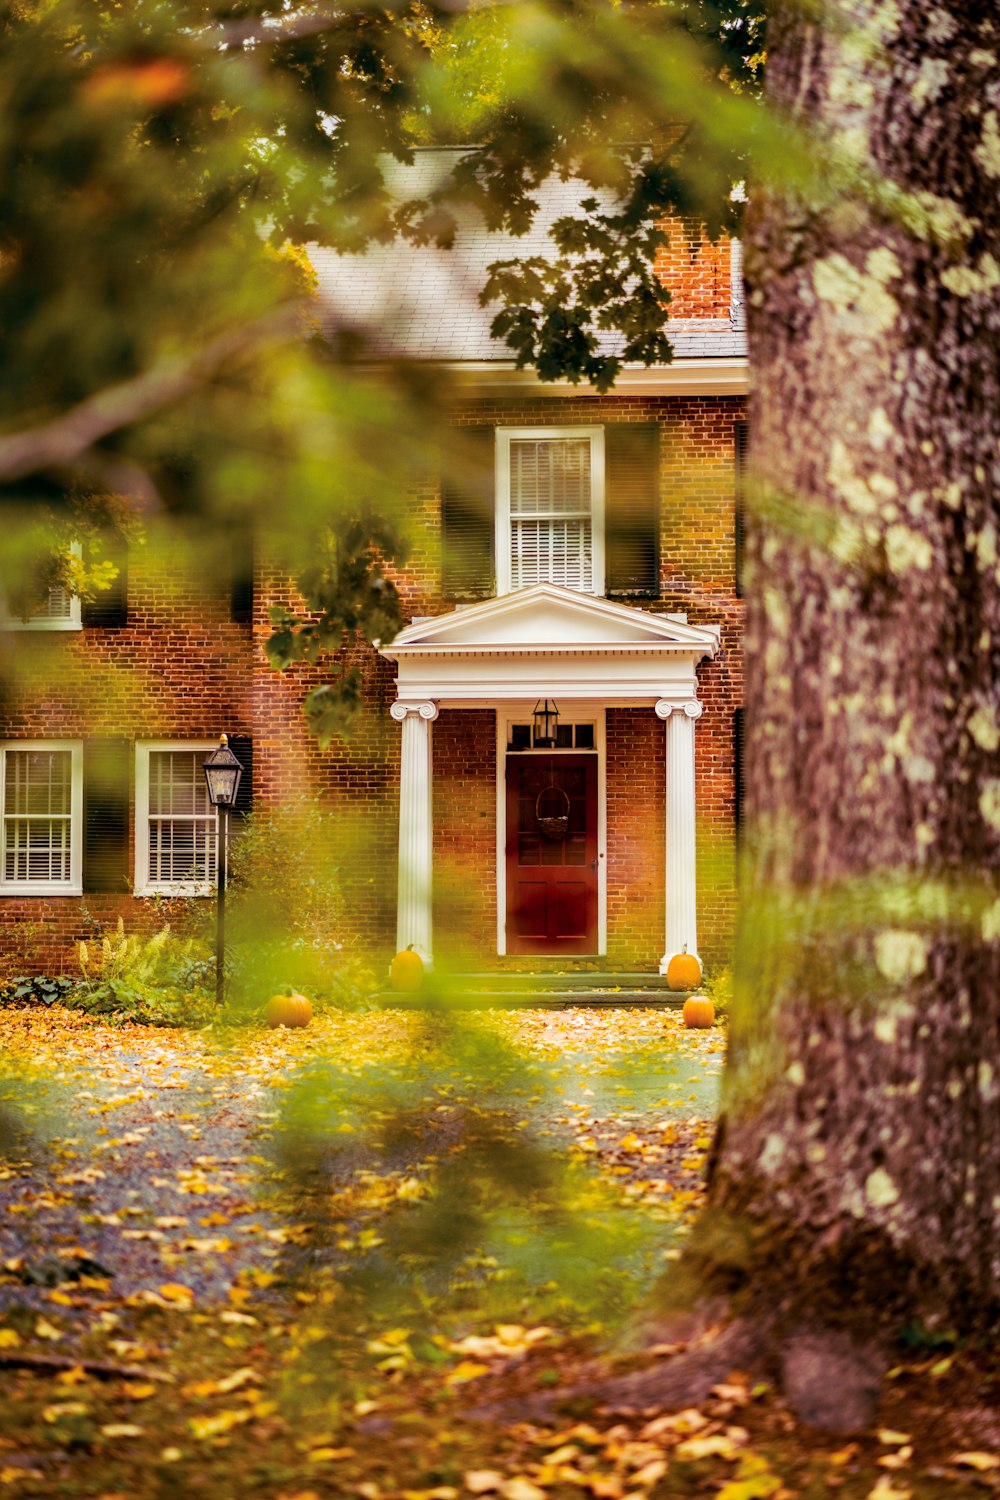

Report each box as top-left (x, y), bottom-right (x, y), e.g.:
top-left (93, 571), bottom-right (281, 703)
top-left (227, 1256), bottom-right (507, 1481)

top-left (591, 858), bottom-right (598, 872)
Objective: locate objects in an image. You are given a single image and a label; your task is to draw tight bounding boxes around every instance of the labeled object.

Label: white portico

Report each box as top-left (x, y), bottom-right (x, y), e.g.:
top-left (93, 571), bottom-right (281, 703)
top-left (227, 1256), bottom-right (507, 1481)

top-left (380, 583), bottom-right (720, 970)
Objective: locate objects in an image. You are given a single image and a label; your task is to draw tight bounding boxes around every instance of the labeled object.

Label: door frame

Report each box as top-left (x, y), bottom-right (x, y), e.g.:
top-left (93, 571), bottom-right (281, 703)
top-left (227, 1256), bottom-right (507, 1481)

top-left (495, 704), bottom-right (607, 957)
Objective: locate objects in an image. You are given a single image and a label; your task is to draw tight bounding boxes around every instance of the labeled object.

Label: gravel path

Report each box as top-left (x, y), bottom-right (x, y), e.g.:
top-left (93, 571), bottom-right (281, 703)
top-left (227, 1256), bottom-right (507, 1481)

top-left (0, 1006), bottom-right (724, 1329)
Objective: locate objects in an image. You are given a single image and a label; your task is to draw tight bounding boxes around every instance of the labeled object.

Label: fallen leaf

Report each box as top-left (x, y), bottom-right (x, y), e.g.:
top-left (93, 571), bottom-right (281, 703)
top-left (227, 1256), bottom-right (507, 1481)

top-left (498, 1481), bottom-right (547, 1500)
top-left (866, 1480), bottom-right (911, 1500)
top-left (465, 1473), bottom-right (504, 1494)
top-left (447, 1361), bottom-right (491, 1386)
top-left (215, 1367), bottom-right (261, 1395)
top-left (675, 1434), bottom-right (740, 1462)
top-left (100, 1424), bottom-right (145, 1439)
top-left (951, 1453), bottom-right (1000, 1472)
top-left (157, 1283), bottom-right (194, 1306)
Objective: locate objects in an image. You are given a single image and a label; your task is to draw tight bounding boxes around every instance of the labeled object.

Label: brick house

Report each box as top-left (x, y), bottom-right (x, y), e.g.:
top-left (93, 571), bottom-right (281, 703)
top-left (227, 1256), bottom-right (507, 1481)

top-left (0, 154), bottom-right (747, 979)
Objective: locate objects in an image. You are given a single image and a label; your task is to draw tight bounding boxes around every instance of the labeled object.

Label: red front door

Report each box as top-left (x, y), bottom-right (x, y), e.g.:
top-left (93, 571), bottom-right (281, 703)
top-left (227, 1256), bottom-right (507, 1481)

top-left (505, 754), bottom-right (598, 955)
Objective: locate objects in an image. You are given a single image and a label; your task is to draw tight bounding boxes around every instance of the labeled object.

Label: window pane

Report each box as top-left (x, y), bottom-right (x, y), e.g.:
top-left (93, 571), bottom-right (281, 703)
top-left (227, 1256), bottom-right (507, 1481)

top-left (2, 749), bottom-right (73, 885)
top-left (574, 724), bottom-right (595, 749)
top-left (512, 518), bottom-right (593, 590)
top-left (510, 439), bottom-right (591, 516)
top-left (147, 750), bottom-right (217, 886)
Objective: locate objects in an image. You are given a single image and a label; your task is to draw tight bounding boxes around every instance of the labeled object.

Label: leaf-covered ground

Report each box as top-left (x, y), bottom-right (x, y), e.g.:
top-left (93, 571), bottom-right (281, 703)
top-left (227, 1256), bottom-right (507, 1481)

top-left (0, 1005), bottom-right (996, 1498)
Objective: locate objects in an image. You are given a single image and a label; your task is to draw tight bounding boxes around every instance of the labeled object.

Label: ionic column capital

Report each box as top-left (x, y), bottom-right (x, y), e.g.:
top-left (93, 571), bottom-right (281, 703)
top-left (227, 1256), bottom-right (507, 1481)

top-left (655, 698), bottom-right (703, 722)
top-left (390, 700), bottom-right (439, 723)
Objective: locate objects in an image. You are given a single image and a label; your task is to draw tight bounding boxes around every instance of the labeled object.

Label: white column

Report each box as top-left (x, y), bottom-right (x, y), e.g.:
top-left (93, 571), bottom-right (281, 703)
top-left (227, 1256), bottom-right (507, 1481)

top-left (390, 700), bottom-right (439, 965)
top-left (655, 698), bottom-right (702, 975)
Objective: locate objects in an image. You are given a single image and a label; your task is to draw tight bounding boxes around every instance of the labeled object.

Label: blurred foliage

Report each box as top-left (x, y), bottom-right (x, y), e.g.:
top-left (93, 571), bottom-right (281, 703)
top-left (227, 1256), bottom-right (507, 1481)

top-left (701, 964), bottom-right (732, 1018)
top-left (223, 800), bottom-right (379, 1010)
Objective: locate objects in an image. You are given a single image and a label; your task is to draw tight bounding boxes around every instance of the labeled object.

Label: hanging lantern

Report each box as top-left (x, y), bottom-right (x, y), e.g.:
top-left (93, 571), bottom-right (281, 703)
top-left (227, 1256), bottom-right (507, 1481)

top-left (532, 699), bottom-right (560, 748)
top-left (202, 733), bottom-right (243, 808)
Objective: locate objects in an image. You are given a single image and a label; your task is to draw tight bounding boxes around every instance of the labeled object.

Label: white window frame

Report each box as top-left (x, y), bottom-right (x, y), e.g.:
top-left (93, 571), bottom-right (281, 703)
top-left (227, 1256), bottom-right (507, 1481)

top-left (495, 426), bottom-right (606, 596)
top-left (135, 742), bottom-right (219, 897)
top-left (0, 741), bottom-right (83, 895)
top-left (0, 542), bottom-right (82, 631)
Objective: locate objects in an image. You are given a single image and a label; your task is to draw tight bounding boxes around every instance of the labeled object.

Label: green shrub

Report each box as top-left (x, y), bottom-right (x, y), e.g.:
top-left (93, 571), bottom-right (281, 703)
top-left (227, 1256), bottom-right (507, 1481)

top-left (70, 916), bottom-right (214, 1027)
top-left (701, 965), bottom-right (732, 1019)
top-left (0, 974), bottom-right (79, 1007)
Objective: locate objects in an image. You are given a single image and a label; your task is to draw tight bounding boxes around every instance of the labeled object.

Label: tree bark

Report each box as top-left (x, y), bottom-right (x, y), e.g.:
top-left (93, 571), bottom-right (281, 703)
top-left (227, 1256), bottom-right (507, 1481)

top-left (699, 0), bottom-right (1000, 1349)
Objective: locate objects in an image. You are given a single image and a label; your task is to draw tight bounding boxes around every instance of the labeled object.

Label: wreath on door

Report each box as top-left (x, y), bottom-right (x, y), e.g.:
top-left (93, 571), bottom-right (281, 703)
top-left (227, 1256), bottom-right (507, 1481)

top-left (535, 784), bottom-right (571, 841)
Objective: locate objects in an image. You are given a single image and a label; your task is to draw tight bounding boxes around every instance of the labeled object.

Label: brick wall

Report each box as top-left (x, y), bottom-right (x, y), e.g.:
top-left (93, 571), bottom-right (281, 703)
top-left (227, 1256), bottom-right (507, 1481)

top-left (653, 218), bottom-right (734, 320)
top-left (2, 395), bottom-right (744, 978)
top-left (0, 534), bottom-right (254, 976)
top-left (432, 709), bottom-right (497, 969)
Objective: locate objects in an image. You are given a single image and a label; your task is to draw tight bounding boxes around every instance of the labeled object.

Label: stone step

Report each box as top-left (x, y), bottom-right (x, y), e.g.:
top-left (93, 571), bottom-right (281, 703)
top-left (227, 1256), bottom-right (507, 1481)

top-left (371, 987), bottom-right (689, 1009)
top-left (442, 971), bottom-right (675, 990)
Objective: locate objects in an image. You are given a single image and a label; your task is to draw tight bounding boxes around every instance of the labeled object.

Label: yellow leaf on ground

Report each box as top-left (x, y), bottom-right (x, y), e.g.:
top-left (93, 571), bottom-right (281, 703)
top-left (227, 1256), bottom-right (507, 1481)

top-left (157, 1283), bottom-right (194, 1306)
top-left (447, 1362), bottom-right (491, 1386)
top-left (189, 1409), bottom-right (252, 1440)
top-left (951, 1453), bottom-right (1000, 1472)
top-left (675, 1434), bottom-right (740, 1462)
top-left (877, 1431), bottom-right (911, 1446)
top-left (0, 1330), bottom-right (21, 1348)
top-left (715, 1475), bottom-right (780, 1500)
top-left (308, 1448), bottom-right (354, 1463)
top-left (878, 1447), bottom-right (913, 1470)
top-left (215, 1367), bottom-right (260, 1395)
top-left (100, 1424), bottom-right (145, 1439)
top-left (33, 1317), bottom-right (63, 1341)
top-left (498, 1481), bottom-right (547, 1500)
top-left (465, 1472), bottom-right (504, 1494)
top-left (631, 1461), bottom-right (668, 1488)
top-left (866, 1481), bottom-right (911, 1500)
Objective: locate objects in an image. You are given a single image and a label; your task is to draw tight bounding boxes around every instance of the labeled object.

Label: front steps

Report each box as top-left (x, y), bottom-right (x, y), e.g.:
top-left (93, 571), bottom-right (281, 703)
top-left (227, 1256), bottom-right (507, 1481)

top-left (373, 970), bottom-right (690, 1008)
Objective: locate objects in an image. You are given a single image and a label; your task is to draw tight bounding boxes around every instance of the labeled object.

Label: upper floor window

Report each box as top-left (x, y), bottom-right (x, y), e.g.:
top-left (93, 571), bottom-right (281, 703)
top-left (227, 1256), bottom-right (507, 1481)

top-left (0, 543), bottom-right (82, 631)
top-left (135, 743), bottom-right (218, 896)
top-left (0, 742), bottom-right (83, 893)
top-left (496, 427), bottom-right (605, 595)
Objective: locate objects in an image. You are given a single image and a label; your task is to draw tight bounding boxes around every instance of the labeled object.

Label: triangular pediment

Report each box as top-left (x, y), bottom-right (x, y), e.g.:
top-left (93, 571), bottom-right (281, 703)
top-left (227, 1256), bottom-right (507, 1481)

top-left (383, 584), bottom-right (719, 655)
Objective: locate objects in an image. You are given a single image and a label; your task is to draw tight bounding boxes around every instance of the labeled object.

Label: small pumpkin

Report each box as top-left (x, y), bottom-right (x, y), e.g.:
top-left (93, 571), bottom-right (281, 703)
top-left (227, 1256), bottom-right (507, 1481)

top-left (666, 945), bottom-right (702, 992)
top-left (266, 990), bottom-right (313, 1029)
top-left (390, 945), bottom-right (425, 993)
top-left (682, 994), bottom-right (715, 1029)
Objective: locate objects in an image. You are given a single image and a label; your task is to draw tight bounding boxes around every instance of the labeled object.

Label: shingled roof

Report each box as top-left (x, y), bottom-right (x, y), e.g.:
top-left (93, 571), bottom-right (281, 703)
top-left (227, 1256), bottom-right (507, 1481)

top-left (309, 148), bottom-right (747, 367)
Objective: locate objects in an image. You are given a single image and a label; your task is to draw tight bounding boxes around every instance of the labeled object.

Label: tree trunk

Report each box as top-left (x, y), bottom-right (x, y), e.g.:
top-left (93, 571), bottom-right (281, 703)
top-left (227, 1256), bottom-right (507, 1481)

top-left (702, 0), bottom-right (1000, 1351)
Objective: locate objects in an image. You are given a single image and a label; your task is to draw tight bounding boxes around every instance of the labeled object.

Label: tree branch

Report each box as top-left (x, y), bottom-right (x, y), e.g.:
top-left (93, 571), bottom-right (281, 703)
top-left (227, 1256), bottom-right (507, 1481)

top-left (0, 305), bottom-right (302, 488)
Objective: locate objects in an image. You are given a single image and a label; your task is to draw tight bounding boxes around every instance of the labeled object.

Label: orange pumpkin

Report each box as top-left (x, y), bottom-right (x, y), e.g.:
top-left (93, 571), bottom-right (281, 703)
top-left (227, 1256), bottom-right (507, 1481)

top-left (682, 994), bottom-right (715, 1029)
top-left (666, 945), bottom-right (702, 991)
top-left (266, 991), bottom-right (313, 1028)
top-left (390, 945), bottom-right (425, 993)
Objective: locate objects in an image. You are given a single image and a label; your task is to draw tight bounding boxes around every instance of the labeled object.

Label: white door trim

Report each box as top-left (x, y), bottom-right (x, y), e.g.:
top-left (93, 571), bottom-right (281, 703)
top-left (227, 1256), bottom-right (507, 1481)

top-left (495, 704), bottom-right (607, 958)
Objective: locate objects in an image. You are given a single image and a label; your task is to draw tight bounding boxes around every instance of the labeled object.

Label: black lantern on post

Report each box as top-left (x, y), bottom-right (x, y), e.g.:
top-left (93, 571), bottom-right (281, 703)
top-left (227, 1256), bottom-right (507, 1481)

top-left (203, 734), bottom-right (243, 1007)
top-left (532, 699), bottom-right (560, 748)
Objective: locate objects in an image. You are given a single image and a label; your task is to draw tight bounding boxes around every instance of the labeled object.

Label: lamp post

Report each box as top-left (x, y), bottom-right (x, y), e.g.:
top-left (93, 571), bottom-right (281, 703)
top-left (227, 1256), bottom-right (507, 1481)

top-left (202, 734), bottom-right (243, 1007)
